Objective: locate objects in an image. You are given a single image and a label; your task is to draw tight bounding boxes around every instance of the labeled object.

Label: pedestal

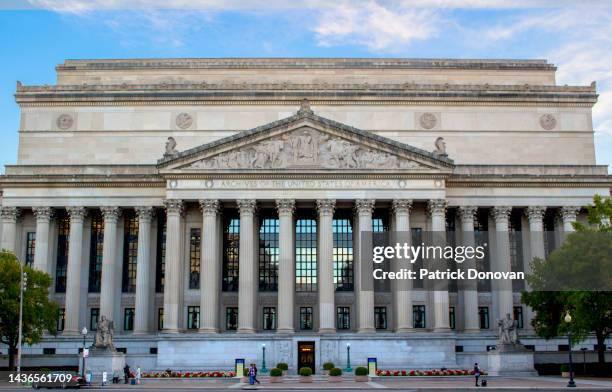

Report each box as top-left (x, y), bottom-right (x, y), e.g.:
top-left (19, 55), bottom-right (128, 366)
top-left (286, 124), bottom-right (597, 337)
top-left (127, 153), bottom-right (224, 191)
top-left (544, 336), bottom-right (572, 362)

top-left (487, 344), bottom-right (537, 376)
top-left (82, 349), bottom-right (126, 382)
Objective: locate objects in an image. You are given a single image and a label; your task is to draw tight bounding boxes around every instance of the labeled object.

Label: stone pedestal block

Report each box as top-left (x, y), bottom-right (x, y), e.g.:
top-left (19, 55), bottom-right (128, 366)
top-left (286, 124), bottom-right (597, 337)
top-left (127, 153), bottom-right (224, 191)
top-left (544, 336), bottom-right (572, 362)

top-left (487, 348), bottom-right (537, 376)
top-left (81, 350), bottom-right (126, 382)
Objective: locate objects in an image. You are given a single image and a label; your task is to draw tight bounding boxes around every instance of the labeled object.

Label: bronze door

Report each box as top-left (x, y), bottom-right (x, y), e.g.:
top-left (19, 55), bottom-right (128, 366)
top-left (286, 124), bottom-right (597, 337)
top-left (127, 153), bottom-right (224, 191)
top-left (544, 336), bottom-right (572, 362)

top-left (297, 341), bottom-right (315, 374)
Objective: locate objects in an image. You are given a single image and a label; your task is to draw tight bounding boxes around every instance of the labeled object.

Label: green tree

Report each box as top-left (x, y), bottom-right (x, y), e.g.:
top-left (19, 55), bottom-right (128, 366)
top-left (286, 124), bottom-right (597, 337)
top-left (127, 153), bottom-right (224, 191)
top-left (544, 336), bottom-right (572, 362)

top-left (522, 196), bottom-right (612, 367)
top-left (0, 251), bottom-right (59, 370)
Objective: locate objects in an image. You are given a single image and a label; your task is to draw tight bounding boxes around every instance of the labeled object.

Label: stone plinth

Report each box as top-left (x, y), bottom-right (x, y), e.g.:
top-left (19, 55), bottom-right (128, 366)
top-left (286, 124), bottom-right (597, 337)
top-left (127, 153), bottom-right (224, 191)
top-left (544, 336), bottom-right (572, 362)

top-left (487, 345), bottom-right (537, 376)
top-left (81, 349), bottom-right (126, 382)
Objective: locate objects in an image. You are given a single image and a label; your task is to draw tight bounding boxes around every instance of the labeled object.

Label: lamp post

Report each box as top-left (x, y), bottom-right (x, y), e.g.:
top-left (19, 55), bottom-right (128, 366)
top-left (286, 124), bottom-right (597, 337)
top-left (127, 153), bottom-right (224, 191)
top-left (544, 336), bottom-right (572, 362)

top-left (81, 327), bottom-right (88, 381)
top-left (16, 262), bottom-right (27, 373)
top-left (261, 344), bottom-right (268, 373)
top-left (580, 348), bottom-right (587, 376)
top-left (344, 343), bottom-right (352, 373)
top-left (564, 312), bottom-right (576, 388)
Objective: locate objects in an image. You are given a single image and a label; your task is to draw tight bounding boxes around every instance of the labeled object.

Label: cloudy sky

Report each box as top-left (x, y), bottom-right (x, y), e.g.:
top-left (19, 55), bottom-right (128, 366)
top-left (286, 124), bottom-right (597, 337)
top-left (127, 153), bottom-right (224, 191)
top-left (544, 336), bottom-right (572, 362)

top-left (0, 0), bottom-right (611, 172)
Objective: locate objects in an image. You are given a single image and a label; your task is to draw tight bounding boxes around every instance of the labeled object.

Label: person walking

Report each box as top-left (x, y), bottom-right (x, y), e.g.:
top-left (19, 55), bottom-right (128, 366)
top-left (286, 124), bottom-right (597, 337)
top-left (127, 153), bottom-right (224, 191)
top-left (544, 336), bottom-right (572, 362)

top-left (136, 366), bottom-right (141, 385)
top-left (474, 362), bottom-right (481, 387)
top-left (123, 364), bottom-right (130, 384)
top-left (253, 363), bottom-right (261, 384)
top-left (248, 364), bottom-right (256, 385)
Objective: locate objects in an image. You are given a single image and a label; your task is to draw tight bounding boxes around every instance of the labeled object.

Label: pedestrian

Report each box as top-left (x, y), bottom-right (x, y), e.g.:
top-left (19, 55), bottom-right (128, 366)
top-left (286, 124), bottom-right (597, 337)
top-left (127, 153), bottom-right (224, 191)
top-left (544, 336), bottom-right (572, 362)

top-left (136, 366), bottom-right (141, 385)
top-left (248, 364), bottom-right (257, 385)
top-left (253, 363), bottom-right (261, 384)
top-left (474, 362), bottom-right (481, 387)
top-left (123, 364), bottom-right (130, 384)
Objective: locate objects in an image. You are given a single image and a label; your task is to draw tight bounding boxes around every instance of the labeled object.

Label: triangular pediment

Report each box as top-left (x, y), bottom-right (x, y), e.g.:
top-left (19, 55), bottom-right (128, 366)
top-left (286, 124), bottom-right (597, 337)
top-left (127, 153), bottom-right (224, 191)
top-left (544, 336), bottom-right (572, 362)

top-left (158, 102), bottom-right (454, 173)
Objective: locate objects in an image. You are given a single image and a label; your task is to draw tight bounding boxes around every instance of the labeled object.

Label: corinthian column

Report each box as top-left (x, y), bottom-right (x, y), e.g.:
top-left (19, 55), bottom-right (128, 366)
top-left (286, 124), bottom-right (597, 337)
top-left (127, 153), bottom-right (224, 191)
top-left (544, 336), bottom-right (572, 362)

top-left (64, 207), bottom-right (86, 335)
top-left (525, 206), bottom-right (546, 330)
top-left (428, 199), bottom-right (450, 332)
top-left (134, 207), bottom-right (154, 334)
top-left (199, 199), bottom-right (221, 333)
top-left (355, 199), bottom-right (375, 333)
top-left (33, 207), bottom-right (53, 274)
top-left (317, 199), bottom-right (336, 333)
top-left (560, 207), bottom-right (580, 233)
top-left (276, 199), bottom-right (295, 333)
top-left (163, 200), bottom-right (183, 333)
top-left (492, 206), bottom-right (513, 321)
top-left (458, 206), bottom-right (479, 332)
top-left (393, 199), bottom-right (413, 332)
top-left (0, 207), bottom-right (20, 253)
top-left (237, 199), bottom-right (257, 333)
top-left (100, 207), bottom-right (122, 323)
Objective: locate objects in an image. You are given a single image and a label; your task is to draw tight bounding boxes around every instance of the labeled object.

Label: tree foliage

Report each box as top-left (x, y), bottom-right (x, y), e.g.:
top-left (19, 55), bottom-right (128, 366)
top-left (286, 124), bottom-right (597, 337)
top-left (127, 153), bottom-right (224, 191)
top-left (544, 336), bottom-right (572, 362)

top-left (0, 251), bottom-right (59, 370)
top-left (522, 196), bottom-right (612, 366)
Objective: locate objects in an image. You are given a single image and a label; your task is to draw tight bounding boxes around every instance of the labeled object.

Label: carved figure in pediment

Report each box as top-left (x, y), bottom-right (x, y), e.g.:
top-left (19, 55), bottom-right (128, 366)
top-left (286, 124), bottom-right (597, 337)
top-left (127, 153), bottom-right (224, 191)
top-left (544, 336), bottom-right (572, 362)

top-left (165, 137), bottom-right (178, 157)
top-left (433, 137), bottom-right (448, 158)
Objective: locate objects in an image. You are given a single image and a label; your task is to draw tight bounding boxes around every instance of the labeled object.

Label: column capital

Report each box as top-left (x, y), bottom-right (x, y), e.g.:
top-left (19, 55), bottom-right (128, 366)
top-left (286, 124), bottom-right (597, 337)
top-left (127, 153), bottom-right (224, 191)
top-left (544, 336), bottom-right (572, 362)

top-left (164, 199), bottom-right (184, 215)
top-left (237, 199), bottom-right (257, 215)
top-left (355, 199), bottom-right (375, 216)
top-left (525, 206), bottom-right (546, 222)
top-left (560, 206), bottom-right (580, 222)
top-left (458, 206), bottom-right (478, 223)
top-left (67, 206), bottom-right (87, 222)
top-left (33, 207), bottom-right (53, 223)
top-left (0, 207), bottom-right (21, 222)
top-left (101, 206), bottom-right (122, 222)
top-left (316, 199), bottom-right (336, 216)
top-left (276, 199), bottom-right (295, 215)
top-left (392, 199), bottom-right (412, 214)
top-left (199, 199), bottom-right (220, 216)
top-left (427, 199), bottom-right (447, 217)
top-left (491, 206), bottom-right (512, 222)
top-left (136, 206), bottom-right (156, 222)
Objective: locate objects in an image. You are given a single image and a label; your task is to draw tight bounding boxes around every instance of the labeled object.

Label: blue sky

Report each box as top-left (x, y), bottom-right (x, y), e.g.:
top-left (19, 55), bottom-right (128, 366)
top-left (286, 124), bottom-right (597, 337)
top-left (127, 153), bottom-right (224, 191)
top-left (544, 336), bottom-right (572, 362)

top-left (1, 1), bottom-right (611, 172)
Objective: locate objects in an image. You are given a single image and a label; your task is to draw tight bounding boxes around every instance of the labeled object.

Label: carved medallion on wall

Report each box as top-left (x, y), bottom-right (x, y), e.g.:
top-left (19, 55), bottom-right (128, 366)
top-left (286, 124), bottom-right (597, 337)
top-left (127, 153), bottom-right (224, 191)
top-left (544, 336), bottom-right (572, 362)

top-left (175, 113), bottom-right (194, 129)
top-left (539, 114), bottom-right (557, 130)
top-left (56, 114), bottom-right (74, 130)
top-left (419, 112), bottom-right (438, 129)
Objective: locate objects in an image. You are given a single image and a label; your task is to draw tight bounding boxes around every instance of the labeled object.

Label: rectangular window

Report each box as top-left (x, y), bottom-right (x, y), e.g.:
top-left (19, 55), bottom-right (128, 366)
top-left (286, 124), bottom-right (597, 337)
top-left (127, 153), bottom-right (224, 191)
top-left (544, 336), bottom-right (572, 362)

top-left (509, 210), bottom-right (525, 291)
top-left (413, 305), bottom-right (426, 329)
top-left (25, 232), bottom-right (36, 267)
top-left (449, 306), bottom-right (456, 330)
top-left (336, 306), bottom-right (351, 330)
top-left (411, 228), bottom-right (423, 289)
top-left (55, 216), bottom-right (70, 293)
top-left (543, 209), bottom-right (556, 258)
top-left (222, 215), bottom-right (240, 292)
top-left (189, 228), bottom-right (201, 289)
top-left (124, 308), bottom-right (134, 331)
top-left (57, 308), bottom-right (65, 332)
top-left (259, 217), bottom-right (279, 291)
top-left (43, 348), bottom-right (55, 355)
top-left (187, 306), bottom-right (200, 329)
top-left (90, 308), bottom-right (99, 331)
top-left (296, 217), bottom-right (317, 292)
top-left (333, 213), bottom-right (353, 291)
top-left (158, 308), bottom-right (164, 331)
top-left (474, 209), bottom-right (491, 292)
top-left (226, 307), bottom-right (238, 330)
top-left (155, 214), bottom-right (166, 293)
top-left (122, 214), bottom-right (139, 293)
top-left (374, 306), bottom-right (387, 330)
top-left (514, 306), bottom-right (524, 329)
top-left (373, 211), bottom-right (390, 293)
top-left (263, 307), bottom-right (277, 330)
top-left (372, 210), bottom-right (389, 233)
top-left (479, 306), bottom-right (490, 329)
top-left (88, 214), bottom-right (104, 293)
top-left (299, 307), bottom-right (313, 330)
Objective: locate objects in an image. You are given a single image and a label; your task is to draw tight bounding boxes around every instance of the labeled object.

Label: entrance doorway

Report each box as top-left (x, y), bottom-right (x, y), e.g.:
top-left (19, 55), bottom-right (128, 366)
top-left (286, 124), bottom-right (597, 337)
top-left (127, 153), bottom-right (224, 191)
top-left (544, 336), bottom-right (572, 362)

top-left (297, 341), bottom-right (315, 374)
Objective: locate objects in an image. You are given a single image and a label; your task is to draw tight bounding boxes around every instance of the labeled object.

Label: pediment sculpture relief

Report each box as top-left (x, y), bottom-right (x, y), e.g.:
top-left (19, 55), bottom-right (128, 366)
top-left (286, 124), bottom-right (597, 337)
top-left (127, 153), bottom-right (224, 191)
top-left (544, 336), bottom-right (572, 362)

top-left (188, 129), bottom-right (425, 170)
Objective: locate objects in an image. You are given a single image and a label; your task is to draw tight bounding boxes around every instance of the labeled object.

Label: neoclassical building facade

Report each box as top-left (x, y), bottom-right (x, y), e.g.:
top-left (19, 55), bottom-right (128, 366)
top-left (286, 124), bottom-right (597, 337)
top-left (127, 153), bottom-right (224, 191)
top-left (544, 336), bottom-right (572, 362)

top-left (0, 58), bottom-right (610, 371)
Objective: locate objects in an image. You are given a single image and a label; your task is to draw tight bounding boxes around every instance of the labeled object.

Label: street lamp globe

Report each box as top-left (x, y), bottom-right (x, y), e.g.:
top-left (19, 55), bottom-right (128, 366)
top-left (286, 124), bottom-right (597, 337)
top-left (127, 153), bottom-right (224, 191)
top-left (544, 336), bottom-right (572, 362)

top-left (82, 327), bottom-right (88, 336)
top-left (347, 343), bottom-right (350, 348)
top-left (564, 312), bottom-right (572, 323)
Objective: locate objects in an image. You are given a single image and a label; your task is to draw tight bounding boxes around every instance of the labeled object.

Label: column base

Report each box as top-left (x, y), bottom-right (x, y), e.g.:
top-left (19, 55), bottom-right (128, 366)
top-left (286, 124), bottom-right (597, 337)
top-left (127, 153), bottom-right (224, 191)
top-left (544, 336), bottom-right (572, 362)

top-left (133, 330), bottom-right (151, 336)
top-left (433, 327), bottom-right (452, 333)
top-left (318, 328), bottom-right (336, 334)
top-left (161, 328), bottom-right (180, 334)
top-left (395, 327), bottom-right (415, 333)
top-left (62, 330), bottom-right (79, 336)
top-left (357, 328), bottom-right (376, 333)
top-left (276, 328), bottom-right (294, 334)
top-left (237, 327), bottom-right (256, 334)
top-left (198, 328), bottom-right (219, 334)
top-left (462, 328), bottom-right (481, 334)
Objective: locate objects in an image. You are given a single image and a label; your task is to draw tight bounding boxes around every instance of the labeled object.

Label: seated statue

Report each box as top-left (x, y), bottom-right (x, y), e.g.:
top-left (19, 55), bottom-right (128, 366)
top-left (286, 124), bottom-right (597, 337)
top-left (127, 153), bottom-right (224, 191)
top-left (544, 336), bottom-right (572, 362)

top-left (92, 315), bottom-right (115, 351)
top-left (497, 313), bottom-right (520, 346)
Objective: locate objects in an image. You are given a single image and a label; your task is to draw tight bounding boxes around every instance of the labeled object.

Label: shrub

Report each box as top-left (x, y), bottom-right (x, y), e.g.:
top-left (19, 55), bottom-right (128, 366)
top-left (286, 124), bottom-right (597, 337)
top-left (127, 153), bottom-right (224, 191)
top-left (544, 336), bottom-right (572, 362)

top-left (276, 363), bottom-right (289, 371)
top-left (329, 368), bottom-right (342, 376)
top-left (323, 362), bottom-right (335, 371)
top-left (355, 367), bottom-right (368, 376)
top-left (560, 364), bottom-right (570, 372)
top-left (270, 368), bottom-right (283, 377)
top-left (299, 367), bottom-right (313, 377)
top-left (243, 369), bottom-right (249, 377)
